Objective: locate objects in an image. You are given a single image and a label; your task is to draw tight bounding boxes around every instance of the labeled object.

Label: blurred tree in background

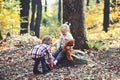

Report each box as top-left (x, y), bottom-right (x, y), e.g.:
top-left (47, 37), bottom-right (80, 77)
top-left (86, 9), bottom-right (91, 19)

top-left (103, 0), bottom-right (110, 32)
top-left (20, 0), bottom-right (30, 34)
top-left (58, 0), bottom-right (61, 24)
top-left (30, 0), bottom-right (42, 38)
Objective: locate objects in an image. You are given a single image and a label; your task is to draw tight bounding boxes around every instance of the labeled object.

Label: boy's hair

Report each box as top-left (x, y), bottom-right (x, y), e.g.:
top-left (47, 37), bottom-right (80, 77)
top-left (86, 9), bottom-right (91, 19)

top-left (60, 23), bottom-right (70, 31)
top-left (42, 35), bottom-right (52, 44)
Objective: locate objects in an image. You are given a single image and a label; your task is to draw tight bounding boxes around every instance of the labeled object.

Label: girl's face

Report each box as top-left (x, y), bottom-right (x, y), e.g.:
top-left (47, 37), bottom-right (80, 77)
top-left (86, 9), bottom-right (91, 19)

top-left (61, 29), bottom-right (67, 36)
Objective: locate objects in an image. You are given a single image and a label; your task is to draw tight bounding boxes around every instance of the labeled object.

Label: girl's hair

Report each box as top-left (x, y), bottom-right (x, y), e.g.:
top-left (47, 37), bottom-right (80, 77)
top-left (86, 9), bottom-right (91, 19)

top-left (60, 22), bottom-right (70, 32)
top-left (42, 35), bottom-right (52, 44)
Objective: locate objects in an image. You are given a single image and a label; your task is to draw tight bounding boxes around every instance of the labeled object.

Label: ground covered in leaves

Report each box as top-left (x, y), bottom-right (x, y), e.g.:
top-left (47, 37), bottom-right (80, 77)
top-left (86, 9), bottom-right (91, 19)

top-left (0, 34), bottom-right (120, 80)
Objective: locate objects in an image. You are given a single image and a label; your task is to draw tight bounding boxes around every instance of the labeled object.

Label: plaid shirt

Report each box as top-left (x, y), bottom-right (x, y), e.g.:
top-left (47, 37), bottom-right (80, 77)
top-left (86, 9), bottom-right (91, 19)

top-left (30, 44), bottom-right (54, 60)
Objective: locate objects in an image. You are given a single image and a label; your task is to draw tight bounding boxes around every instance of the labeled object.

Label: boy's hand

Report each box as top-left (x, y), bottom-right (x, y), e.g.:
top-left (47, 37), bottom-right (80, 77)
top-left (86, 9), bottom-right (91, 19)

top-left (50, 61), bottom-right (54, 68)
top-left (46, 61), bottom-right (54, 70)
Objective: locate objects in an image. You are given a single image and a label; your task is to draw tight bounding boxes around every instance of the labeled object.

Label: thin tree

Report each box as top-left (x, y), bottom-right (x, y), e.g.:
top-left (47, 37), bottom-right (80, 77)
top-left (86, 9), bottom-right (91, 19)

top-left (63, 0), bottom-right (89, 50)
top-left (44, 0), bottom-right (47, 12)
top-left (20, 0), bottom-right (30, 34)
top-left (0, 31), bottom-right (3, 40)
top-left (43, 0), bottom-right (47, 27)
top-left (58, 0), bottom-right (61, 23)
top-left (103, 0), bottom-right (110, 32)
top-left (30, 0), bottom-right (42, 38)
top-left (96, 0), bottom-right (100, 4)
top-left (86, 0), bottom-right (90, 6)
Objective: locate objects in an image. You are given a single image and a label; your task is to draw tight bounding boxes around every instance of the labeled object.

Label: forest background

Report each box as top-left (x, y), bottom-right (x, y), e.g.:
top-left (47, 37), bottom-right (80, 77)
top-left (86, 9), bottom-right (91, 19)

top-left (0, 0), bottom-right (120, 50)
top-left (0, 0), bottom-right (120, 80)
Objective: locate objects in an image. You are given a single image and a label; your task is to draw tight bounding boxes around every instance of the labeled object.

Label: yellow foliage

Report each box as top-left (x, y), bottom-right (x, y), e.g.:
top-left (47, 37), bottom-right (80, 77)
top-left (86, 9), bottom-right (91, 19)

top-left (86, 2), bottom-right (120, 42)
top-left (0, 8), bottom-right (20, 35)
top-left (40, 26), bottom-right (49, 38)
top-left (87, 27), bottom-right (120, 41)
top-left (0, 0), bottom-right (20, 37)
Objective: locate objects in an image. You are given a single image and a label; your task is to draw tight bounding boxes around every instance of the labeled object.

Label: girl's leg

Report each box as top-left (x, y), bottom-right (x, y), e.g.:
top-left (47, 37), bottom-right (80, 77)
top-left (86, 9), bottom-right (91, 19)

top-left (54, 51), bottom-right (66, 65)
top-left (53, 47), bottom-right (62, 58)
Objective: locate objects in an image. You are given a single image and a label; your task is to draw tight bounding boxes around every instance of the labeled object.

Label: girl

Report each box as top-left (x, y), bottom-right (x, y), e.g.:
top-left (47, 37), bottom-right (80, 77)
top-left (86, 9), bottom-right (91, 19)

top-left (30, 35), bottom-right (54, 75)
top-left (53, 22), bottom-right (74, 65)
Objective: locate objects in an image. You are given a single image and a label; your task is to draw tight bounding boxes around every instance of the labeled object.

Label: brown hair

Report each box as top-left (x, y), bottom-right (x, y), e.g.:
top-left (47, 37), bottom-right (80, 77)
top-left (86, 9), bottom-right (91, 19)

top-left (42, 35), bottom-right (52, 44)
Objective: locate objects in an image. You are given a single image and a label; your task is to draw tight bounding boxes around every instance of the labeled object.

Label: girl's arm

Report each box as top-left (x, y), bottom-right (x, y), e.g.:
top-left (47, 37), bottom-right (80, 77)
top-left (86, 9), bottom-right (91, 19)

top-left (57, 34), bottom-right (62, 49)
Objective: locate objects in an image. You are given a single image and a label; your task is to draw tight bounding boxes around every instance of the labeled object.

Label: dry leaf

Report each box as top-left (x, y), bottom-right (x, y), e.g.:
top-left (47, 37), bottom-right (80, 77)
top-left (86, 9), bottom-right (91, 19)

top-left (64, 77), bottom-right (71, 80)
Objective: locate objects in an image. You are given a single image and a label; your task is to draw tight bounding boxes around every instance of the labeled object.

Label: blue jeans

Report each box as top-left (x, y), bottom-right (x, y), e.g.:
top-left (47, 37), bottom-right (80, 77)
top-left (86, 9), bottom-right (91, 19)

top-left (53, 47), bottom-right (66, 62)
top-left (32, 56), bottom-right (48, 73)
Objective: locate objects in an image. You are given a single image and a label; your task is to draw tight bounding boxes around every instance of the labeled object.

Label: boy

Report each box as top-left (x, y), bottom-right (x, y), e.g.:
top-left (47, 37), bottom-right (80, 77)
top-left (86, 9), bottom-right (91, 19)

top-left (30, 35), bottom-right (54, 75)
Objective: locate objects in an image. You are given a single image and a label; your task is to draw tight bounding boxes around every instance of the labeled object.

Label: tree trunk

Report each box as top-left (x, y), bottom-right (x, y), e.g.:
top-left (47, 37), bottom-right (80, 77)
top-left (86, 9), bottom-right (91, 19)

top-left (58, 0), bottom-right (61, 23)
top-left (86, 0), bottom-right (90, 6)
top-left (0, 31), bottom-right (3, 40)
top-left (30, 0), bottom-right (42, 38)
top-left (103, 0), bottom-right (110, 32)
top-left (20, 0), bottom-right (30, 34)
top-left (63, 0), bottom-right (89, 50)
top-left (58, 50), bottom-right (97, 67)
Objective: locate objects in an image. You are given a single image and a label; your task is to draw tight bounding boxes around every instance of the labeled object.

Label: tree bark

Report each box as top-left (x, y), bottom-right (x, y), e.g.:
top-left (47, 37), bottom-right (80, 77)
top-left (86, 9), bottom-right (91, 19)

top-left (58, 0), bottom-right (61, 23)
top-left (20, 0), bottom-right (30, 34)
top-left (30, 0), bottom-right (42, 38)
top-left (63, 0), bottom-right (89, 50)
top-left (0, 31), bottom-right (3, 40)
top-left (103, 0), bottom-right (110, 32)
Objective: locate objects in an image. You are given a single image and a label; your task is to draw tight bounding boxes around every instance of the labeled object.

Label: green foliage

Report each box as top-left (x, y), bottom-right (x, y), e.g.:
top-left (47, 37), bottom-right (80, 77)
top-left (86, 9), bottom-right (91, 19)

top-left (41, 2), bottom-right (59, 27)
top-left (87, 40), bottom-right (107, 50)
top-left (4, 0), bottom-right (20, 12)
top-left (40, 25), bottom-right (60, 39)
top-left (40, 2), bottom-right (60, 38)
top-left (0, 0), bottom-right (120, 51)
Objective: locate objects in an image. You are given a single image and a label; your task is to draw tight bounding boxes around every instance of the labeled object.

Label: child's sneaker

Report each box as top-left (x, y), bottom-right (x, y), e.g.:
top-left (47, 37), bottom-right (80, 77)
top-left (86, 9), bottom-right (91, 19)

top-left (53, 60), bottom-right (58, 65)
top-left (43, 70), bottom-right (50, 75)
top-left (33, 71), bottom-right (42, 75)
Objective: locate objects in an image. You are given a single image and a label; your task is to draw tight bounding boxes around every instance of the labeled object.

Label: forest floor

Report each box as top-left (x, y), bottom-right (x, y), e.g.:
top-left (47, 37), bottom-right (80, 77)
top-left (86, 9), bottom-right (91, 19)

top-left (0, 34), bottom-right (120, 80)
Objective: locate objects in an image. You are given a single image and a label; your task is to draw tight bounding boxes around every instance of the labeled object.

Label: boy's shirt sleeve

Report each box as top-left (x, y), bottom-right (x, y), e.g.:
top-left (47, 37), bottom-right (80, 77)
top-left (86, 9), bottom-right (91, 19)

top-left (46, 46), bottom-right (54, 61)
